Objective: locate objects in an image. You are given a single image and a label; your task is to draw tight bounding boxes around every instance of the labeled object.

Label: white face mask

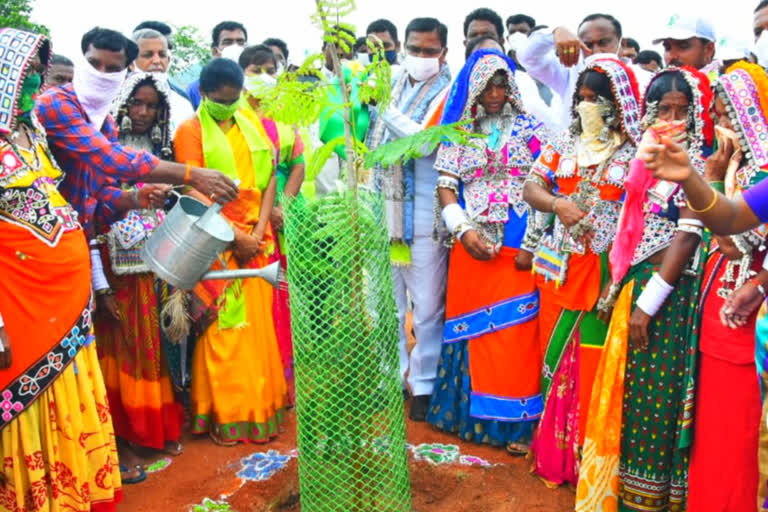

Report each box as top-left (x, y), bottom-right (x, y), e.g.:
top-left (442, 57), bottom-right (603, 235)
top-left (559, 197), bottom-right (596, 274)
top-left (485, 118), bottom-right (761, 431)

top-left (72, 55), bottom-right (127, 130)
top-left (506, 32), bottom-right (528, 53)
top-left (356, 52), bottom-right (371, 66)
top-left (404, 54), bottom-right (441, 82)
top-left (220, 44), bottom-right (244, 62)
top-left (245, 73), bottom-right (277, 97)
top-left (755, 32), bottom-right (768, 68)
top-left (275, 62), bottom-right (285, 76)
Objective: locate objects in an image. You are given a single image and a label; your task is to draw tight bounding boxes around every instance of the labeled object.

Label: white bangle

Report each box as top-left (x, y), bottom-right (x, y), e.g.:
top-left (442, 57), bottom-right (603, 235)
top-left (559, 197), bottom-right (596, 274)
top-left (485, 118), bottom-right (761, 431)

top-left (678, 218), bottom-right (704, 228)
top-left (635, 273), bottom-right (674, 317)
top-left (0, 311), bottom-right (4, 329)
top-left (442, 203), bottom-right (470, 234)
top-left (90, 248), bottom-right (110, 291)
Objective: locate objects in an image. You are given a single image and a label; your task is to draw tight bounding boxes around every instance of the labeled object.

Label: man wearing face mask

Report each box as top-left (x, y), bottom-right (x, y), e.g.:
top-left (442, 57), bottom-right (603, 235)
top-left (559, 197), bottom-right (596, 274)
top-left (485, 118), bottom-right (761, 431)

top-left (263, 37), bottom-right (290, 74)
top-left (366, 17), bottom-right (452, 422)
top-left (131, 28), bottom-right (195, 134)
top-left (185, 21), bottom-right (248, 109)
top-left (35, 27), bottom-right (238, 298)
top-left (365, 19), bottom-right (401, 72)
top-left (516, 13), bottom-right (652, 132)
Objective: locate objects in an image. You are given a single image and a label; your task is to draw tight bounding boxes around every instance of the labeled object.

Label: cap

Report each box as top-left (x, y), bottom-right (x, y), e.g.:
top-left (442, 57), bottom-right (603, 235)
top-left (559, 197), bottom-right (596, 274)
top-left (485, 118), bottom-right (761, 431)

top-left (652, 13), bottom-right (716, 44)
top-left (717, 35), bottom-right (752, 61)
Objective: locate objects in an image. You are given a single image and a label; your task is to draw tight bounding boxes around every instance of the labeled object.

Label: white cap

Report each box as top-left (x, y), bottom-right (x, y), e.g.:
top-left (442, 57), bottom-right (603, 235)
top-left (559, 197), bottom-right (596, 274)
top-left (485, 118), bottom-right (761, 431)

top-left (652, 13), bottom-right (716, 44)
top-left (717, 35), bottom-right (752, 62)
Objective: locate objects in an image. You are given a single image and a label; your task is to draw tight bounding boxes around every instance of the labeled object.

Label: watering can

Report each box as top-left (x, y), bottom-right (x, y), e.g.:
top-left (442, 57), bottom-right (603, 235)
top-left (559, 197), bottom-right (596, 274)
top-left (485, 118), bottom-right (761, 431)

top-left (141, 195), bottom-right (280, 290)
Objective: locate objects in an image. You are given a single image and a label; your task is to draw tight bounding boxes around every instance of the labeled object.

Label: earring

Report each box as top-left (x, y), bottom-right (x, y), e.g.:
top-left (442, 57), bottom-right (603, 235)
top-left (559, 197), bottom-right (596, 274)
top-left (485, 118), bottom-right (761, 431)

top-left (151, 124), bottom-right (162, 144)
top-left (120, 114), bottom-right (133, 133)
top-left (475, 103), bottom-right (486, 120)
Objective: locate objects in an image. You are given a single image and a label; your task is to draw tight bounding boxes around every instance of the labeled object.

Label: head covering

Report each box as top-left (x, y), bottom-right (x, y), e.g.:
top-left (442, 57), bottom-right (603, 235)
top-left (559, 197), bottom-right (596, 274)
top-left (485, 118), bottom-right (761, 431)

top-left (571, 56), bottom-right (643, 144)
top-left (642, 66), bottom-right (715, 152)
top-left (652, 13), bottom-right (716, 44)
top-left (0, 28), bottom-right (50, 134)
top-left (715, 62), bottom-right (768, 169)
top-left (717, 36), bottom-right (753, 62)
top-left (441, 49), bottom-right (523, 126)
top-left (111, 71), bottom-right (173, 158)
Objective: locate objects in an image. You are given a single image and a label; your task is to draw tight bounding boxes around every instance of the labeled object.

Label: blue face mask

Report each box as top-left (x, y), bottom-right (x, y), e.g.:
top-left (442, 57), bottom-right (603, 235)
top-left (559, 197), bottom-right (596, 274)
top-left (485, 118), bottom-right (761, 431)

top-left (384, 50), bottom-right (398, 65)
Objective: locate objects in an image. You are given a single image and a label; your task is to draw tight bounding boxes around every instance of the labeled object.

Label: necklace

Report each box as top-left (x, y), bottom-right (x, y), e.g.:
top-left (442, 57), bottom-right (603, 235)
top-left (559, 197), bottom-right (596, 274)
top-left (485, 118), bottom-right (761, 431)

top-left (2, 124), bottom-right (42, 171)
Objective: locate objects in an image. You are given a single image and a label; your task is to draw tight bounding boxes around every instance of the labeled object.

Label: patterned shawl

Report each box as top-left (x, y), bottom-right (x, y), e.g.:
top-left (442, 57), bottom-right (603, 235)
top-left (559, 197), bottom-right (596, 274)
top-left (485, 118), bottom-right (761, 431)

top-left (0, 28), bottom-right (51, 134)
top-left (367, 63), bottom-right (452, 249)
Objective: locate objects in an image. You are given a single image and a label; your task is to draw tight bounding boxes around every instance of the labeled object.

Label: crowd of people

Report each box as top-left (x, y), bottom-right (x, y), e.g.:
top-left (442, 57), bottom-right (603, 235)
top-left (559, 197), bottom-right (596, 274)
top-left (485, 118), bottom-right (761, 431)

top-left (3, 2), bottom-right (768, 511)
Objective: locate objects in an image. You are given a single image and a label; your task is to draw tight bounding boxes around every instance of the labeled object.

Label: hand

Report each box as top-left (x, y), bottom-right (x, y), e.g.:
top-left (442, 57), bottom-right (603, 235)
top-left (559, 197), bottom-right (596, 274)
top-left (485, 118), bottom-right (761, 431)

top-left (460, 230), bottom-right (493, 261)
top-left (715, 236), bottom-right (743, 261)
top-left (97, 294), bottom-right (121, 322)
top-left (0, 327), bottom-right (12, 370)
top-left (629, 307), bottom-right (651, 350)
top-left (515, 249), bottom-right (534, 270)
top-left (233, 230), bottom-right (263, 266)
top-left (704, 135), bottom-right (734, 182)
top-left (137, 184), bottom-right (172, 209)
top-left (553, 197), bottom-right (586, 229)
top-left (553, 26), bottom-right (590, 67)
top-left (720, 281), bottom-right (764, 329)
top-left (189, 167), bottom-right (239, 204)
top-left (596, 283), bottom-right (616, 323)
top-left (641, 136), bottom-right (694, 182)
top-left (270, 205), bottom-right (284, 231)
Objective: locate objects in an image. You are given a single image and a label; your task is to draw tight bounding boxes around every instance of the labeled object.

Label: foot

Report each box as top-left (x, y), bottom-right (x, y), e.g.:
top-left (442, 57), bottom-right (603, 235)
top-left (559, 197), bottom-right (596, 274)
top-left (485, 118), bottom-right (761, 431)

top-left (162, 441), bottom-right (184, 456)
top-left (209, 432), bottom-right (238, 447)
top-left (408, 395), bottom-right (430, 422)
top-left (506, 442), bottom-right (530, 456)
top-left (119, 463), bottom-right (146, 484)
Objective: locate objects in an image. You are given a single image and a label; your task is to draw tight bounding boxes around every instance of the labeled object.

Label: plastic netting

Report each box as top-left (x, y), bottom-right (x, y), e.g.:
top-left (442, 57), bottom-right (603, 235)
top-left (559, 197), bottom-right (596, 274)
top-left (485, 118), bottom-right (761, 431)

top-left (284, 188), bottom-right (411, 512)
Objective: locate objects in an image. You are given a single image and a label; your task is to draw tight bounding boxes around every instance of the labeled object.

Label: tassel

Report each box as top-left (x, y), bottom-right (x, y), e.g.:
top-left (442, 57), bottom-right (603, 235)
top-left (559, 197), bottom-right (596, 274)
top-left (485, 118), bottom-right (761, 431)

top-left (160, 289), bottom-right (191, 344)
top-left (120, 114), bottom-right (133, 133)
top-left (151, 124), bottom-right (163, 144)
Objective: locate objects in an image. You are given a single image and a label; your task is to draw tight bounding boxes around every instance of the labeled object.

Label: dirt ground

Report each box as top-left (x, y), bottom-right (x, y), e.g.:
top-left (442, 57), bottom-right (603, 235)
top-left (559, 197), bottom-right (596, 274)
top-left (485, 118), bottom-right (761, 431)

top-left (119, 407), bottom-right (575, 512)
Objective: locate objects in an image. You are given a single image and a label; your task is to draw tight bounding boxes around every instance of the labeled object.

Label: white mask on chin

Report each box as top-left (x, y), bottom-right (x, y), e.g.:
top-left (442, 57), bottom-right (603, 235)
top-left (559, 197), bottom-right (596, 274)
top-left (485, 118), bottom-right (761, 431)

top-left (755, 32), bottom-right (768, 68)
top-left (404, 54), bottom-right (441, 82)
top-left (72, 54), bottom-right (127, 130)
top-left (220, 44), bottom-right (244, 62)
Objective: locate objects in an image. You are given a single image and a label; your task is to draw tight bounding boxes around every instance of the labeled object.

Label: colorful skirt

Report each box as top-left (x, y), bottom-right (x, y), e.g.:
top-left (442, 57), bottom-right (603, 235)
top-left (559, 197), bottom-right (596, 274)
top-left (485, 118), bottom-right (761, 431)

top-left (95, 270), bottom-right (183, 450)
top-left (531, 254), bottom-right (610, 486)
top-left (191, 259), bottom-right (288, 443)
top-left (427, 244), bottom-right (542, 446)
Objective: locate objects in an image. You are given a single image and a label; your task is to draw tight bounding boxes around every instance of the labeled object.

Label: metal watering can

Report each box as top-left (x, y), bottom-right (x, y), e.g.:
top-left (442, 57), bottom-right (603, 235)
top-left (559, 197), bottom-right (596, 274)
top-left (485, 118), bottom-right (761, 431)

top-left (141, 195), bottom-right (280, 290)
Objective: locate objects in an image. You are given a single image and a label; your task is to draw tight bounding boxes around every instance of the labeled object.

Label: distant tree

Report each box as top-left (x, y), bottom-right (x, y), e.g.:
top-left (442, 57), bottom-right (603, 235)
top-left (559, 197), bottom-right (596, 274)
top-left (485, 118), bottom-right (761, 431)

top-left (0, 0), bottom-right (49, 35)
top-left (169, 25), bottom-right (209, 77)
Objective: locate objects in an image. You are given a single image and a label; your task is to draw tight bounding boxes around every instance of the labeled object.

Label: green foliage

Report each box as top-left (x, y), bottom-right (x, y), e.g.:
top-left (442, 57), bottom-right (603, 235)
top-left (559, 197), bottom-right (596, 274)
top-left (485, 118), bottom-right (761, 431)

top-left (0, 0), bottom-right (49, 35)
top-left (169, 25), bottom-right (209, 77)
top-left (364, 121), bottom-right (484, 168)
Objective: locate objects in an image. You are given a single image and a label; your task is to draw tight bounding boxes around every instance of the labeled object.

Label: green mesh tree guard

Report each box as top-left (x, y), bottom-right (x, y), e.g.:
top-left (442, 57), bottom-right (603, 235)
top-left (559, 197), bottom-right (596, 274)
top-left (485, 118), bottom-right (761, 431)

top-left (284, 189), bottom-right (412, 512)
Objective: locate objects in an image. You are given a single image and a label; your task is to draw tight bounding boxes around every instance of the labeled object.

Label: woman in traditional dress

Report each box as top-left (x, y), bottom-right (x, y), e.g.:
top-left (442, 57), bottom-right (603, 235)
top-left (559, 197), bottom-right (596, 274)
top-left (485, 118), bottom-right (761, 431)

top-left (576, 67), bottom-right (714, 512)
top-left (92, 72), bottom-right (184, 481)
top-left (522, 57), bottom-right (642, 486)
top-left (687, 62), bottom-right (768, 512)
top-left (239, 44), bottom-right (306, 405)
top-left (0, 28), bottom-right (122, 510)
top-left (174, 57), bottom-right (287, 446)
top-left (426, 49), bottom-right (548, 452)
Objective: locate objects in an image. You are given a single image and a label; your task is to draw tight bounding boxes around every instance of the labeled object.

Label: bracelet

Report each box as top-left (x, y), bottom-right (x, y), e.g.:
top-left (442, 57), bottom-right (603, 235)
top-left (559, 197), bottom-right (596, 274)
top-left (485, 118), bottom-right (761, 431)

top-left (132, 188), bottom-right (141, 209)
top-left (442, 203), bottom-right (470, 233)
top-left (635, 272), bottom-right (674, 317)
top-left (551, 196), bottom-right (560, 214)
top-left (95, 287), bottom-right (115, 297)
top-left (90, 248), bottom-right (110, 291)
top-left (686, 188), bottom-right (718, 213)
top-left (184, 163), bottom-right (192, 185)
top-left (454, 222), bottom-right (473, 240)
top-left (751, 278), bottom-right (767, 298)
top-left (677, 218), bottom-right (704, 237)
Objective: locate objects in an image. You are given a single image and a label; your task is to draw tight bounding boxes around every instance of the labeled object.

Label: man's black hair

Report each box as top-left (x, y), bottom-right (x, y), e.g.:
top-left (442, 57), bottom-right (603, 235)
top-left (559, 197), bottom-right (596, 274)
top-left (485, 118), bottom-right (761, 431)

top-left (134, 21), bottom-right (174, 49)
top-left (200, 57), bottom-right (244, 93)
top-left (355, 37), bottom-right (368, 51)
top-left (212, 21), bottom-right (248, 48)
top-left (239, 44), bottom-right (277, 70)
top-left (366, 18), bottom-right (399, 43)
top-left (636, 49), bottom-right (664, 67)
top-left (756, 0), bottom-right (768, 12)
top-left (506, 14), bottom-right (536, 30)
top-left (579, 13), bottom-right (623, 39)
top-left (622, 37), bottom-right (640, 52)
top-left (463, 8), bottom-right (504, 40)
top-left (50, 54), bottom-right (74, 67)
top-left (465, 35), bottom-right (502, 60)
top-left (81, 27), bottom-right (138, 63)
top-left (405, 17), bottom-right (448, 47)
top-left (263, 37), bottom-right (289, 59)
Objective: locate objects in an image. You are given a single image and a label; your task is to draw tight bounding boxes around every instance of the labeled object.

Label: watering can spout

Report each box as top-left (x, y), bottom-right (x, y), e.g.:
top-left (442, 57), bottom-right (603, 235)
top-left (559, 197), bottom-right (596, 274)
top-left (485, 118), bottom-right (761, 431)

top-left (200, 261), bottom-right (281, 288)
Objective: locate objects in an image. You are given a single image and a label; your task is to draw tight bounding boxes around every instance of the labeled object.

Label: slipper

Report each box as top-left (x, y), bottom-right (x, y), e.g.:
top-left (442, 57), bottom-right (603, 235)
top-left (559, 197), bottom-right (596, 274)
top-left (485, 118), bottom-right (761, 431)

top-left (506, 442), bottom-right (530, 457)
top-left (163, 441), bottom-right (184, 457)
top-left (119, 463), bottom-right (147, 484)
top-left (209, 432), bottom-right (238, 447)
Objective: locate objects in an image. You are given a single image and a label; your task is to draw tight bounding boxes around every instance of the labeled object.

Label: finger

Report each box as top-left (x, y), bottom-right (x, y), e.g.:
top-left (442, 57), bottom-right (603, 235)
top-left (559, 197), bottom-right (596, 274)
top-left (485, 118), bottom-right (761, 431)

top-left (579, 41), bottom-right (591, 56)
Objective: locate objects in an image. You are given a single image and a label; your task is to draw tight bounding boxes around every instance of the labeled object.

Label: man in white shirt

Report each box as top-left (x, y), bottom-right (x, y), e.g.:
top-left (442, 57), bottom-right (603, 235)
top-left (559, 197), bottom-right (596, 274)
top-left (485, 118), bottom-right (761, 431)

top-left (517, 13), bottom-right (652, 132)
top-left (366, 17), bottom-right (452, 421)
top-left (130, 28), bottom-right (195, 135)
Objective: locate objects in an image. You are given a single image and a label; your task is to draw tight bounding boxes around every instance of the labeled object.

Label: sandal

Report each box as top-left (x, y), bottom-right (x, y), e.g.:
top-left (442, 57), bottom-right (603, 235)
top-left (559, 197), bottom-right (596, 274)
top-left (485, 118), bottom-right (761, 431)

top-left (163, 441), bottom-right (184, 456)
top-left (209, 432), bottom-right (238, 447)
top-left (119, 463), bottom-right (147, 484)
top-left (506, 442), bottom-right (530, 456)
